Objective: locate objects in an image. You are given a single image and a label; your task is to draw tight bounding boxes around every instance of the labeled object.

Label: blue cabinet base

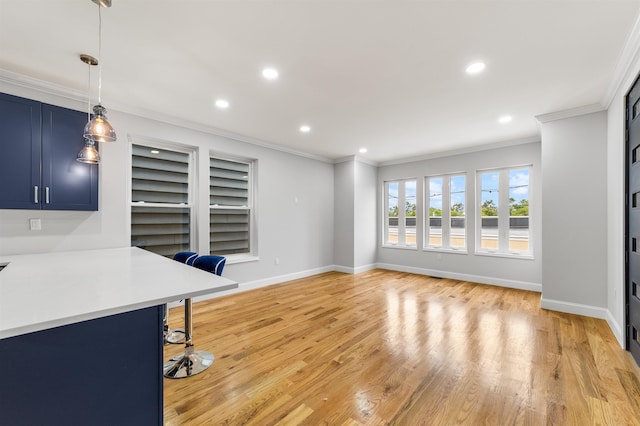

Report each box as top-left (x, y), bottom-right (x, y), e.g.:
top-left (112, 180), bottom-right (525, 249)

top-left (0, 306), bottom-right (163, 425)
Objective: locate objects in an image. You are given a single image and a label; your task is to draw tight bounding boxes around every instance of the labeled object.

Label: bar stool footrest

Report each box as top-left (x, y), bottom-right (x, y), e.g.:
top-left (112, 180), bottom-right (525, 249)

top-left (164, 328), bottom-right (185, 345)
top-left (163, 350), bottom-right (214, 379)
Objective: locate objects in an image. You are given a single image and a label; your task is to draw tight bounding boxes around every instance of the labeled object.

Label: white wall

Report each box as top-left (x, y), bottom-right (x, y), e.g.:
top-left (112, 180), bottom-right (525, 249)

top-left (0, 81), bottom-right (335, 290)
top-left (354, 160), bottom-right (377, 271)
top-left (540, 111), bottom-right (608, 318)
top-left (377, 142), bottom-right (542, 290)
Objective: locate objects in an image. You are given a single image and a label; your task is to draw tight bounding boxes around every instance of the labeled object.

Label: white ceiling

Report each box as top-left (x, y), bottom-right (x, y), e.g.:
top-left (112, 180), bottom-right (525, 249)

top-left (1, 0), bottom-right (639, 163)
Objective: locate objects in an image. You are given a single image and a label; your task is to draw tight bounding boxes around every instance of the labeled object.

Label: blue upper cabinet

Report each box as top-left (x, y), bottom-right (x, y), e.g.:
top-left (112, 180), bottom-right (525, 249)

top-left (0, 93), bottom-right (98, 211)
top-left (42, 104), bottom-right (98, 210)
top-left (0, 93), bottom-right (41, 209)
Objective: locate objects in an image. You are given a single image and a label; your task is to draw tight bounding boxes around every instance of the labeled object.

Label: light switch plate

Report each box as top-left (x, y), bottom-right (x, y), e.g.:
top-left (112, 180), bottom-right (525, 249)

top-left (29, 218), bottom-right (42, 231)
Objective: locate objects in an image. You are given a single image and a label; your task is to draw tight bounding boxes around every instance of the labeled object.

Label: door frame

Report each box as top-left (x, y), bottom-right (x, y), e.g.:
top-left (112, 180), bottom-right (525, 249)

top-left (625, 72), bottom-right (640, 353)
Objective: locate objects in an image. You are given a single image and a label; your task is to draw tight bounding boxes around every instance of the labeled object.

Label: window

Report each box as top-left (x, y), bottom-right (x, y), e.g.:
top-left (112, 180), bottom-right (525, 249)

top-left (384, 179), bottom-right (417, 247)
top-left (477, 166), bottom-right (531, 256)
top-left (425, 174), bottom-right (466, 251)
top-left (209, 156), bottom-right (254, 256)
top-left (131, 144), bottom-right (194, 257)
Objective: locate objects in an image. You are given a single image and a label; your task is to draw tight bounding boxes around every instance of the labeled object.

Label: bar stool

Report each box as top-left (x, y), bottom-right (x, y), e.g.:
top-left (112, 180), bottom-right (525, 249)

top-left (164, 252), bottom-right (198, 344)
top-left (163, 255), bottom-right (227, 379)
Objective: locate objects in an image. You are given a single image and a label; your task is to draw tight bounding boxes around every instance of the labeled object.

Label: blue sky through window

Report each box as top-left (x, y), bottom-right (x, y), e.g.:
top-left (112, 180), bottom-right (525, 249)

top-left (429, 178), bottom-right (443, 212)
top-left (509, 169), bottom-right (529, 202)
top-left (481, 169), bottom-right (529, 209)
top-left (450, 175), bottom-right (465, 211)
top-left (388, 182), bottom-right (398, 212)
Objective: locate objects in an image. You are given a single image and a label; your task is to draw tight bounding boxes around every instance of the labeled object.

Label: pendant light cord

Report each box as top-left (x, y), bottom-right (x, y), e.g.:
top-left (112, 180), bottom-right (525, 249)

top-left (97, 4), bottom-right (102, 105)
top-left (87, 62), bottom-right (91, 120)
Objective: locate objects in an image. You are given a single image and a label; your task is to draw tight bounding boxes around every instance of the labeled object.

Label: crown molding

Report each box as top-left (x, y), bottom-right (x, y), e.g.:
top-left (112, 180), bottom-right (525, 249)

top-left (0, 69), bottom-right (87, 104)
top-left (0, 68), bottom-right (334, 164)
top-left (602, 12), bottom-right (640, 108)
top-left (534, 104), bottom-right (605, 124)
top-left (333, 155), bottom-right (379, 167)
top-left (377, 135), bottom-right (540, 167)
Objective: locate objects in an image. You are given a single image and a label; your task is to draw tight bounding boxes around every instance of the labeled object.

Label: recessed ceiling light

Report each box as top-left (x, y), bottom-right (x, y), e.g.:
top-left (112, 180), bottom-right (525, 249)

top-left (498, 115), bottom-right (512, 123)
top-left (150, 150), bottom-right (160, 154)
top-left (300, 125), bottom-right (311, 133)
top-left (359, 148), bottom-right (368, 153)
top-left (466, 62), bottom-right (486, 74)
top-left (262, 68), bottom-right (279, 80)
top-left (215, 99), bottom-right (229, 109)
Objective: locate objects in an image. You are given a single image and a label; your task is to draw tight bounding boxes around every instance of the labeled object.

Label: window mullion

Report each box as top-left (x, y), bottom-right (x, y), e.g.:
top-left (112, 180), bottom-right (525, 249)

top-left (498, 169), bottom-right (510, 252)
top-left (424, 177), bottom-right (430, 248)
top-left (442, 177), bottom-right (451, 248)
top-left (384, 183), bottom-right (390, 244)
top-left (398, 182), bottom-right (406, 246)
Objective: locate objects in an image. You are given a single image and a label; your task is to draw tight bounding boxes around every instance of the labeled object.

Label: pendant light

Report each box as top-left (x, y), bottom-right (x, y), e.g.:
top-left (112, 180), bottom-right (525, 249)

top-left (83, 0), bottom-right (116, 143)
top-left (77, 139), bottom-right (101, 163)
top-left (77, 54), bottom-right (101, 164)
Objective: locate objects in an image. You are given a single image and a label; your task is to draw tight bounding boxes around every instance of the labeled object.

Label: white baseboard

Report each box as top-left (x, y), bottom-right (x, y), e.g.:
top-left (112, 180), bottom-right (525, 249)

top-left (334, 263), bottom-right (378, 274)
top-left (375, 262), bottom-right (542, 292)
top-left (333, 265), bottom-right (355, 274)
top-left (188, 265), bottom-right (336, 304)
top-left (173, 263), bottom-right (625, 350)
top-left (540, 297), bottom-right (608, 319)
top-left (606, 310), bottom-right (626, 348)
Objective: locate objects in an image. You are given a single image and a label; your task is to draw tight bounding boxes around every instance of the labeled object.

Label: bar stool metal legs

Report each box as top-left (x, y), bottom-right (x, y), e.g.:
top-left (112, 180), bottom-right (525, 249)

top-left (163, 298), bottom-right (214, 378)
top-left (163, 303), bottom-right (185, 345)
top-left (164, 303), bottom-right (185, 344)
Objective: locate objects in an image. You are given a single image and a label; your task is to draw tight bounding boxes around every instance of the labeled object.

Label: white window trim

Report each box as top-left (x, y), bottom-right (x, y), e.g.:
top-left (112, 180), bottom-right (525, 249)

top-left (475, 165), bottom-right (533, 258)
top-left (209, 152), bottom-right (258, 261)
top-left (128, 136), bottom-right (198, 254)
top-left (424, 173), bottom-right (467, 253)
top-left (382, 178), bottom-right (417, 249)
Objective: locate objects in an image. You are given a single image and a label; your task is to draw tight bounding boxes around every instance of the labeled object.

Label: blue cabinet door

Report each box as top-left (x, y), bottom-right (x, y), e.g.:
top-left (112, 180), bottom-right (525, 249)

top-left (0, 306), bottom-right (164, 425)
top-left (0, 93), bottom-right (99, 211)
top-left (0, 93), bottom-right (41, 209)
top-left (42, 104), bottom-right (98, 211)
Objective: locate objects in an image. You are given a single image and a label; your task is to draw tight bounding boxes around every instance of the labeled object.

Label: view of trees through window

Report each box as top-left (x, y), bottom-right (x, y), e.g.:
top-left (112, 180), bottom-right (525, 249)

top-left (479, 167), bottom-right (530, 254)
top-left (384, 167), bottom-right (530, 256)
top-left (385, 180), bottom-right (416, 246)
top-left (426, 175), bottom-right (466, 249)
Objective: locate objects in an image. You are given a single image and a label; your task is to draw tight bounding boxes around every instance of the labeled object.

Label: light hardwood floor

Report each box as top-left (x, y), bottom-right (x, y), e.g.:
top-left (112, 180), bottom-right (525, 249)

top-left (164, 270), bottom-right (640, 425)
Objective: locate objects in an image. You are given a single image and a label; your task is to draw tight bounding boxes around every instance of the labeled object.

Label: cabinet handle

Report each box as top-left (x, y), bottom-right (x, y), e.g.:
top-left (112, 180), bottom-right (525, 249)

top-left (45, 187), bottom-right (50, 204)
top-left (34, 186), bottom-right (39, 204)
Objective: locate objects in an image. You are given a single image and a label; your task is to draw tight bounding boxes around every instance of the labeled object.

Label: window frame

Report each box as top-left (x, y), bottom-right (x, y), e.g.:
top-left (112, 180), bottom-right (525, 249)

top-left (208, 152), bottom-right (257, 261)
top-left (424, 173), bottom-right (467, 253)
top-left (476, 165), bottom-right (533, 259)
top-left (129, 139), bottom-right (198, 257)
top-left (382, 178), bottom-right (417, 249)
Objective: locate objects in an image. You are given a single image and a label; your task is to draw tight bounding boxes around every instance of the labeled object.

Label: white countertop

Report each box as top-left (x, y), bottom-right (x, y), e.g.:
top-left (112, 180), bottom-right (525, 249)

top-left (0, 247), bottom-right (238, 339)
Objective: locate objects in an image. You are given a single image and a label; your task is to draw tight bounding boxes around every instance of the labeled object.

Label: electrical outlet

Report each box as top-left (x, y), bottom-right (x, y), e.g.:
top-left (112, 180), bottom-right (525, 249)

top-left (274, 257), bottom-right (280, 265)
top-left (29, 218), bottom-right (42, 231)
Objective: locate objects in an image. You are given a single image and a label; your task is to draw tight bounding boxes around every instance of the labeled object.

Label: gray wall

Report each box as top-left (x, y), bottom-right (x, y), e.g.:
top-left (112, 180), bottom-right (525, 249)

top-left (354, 160), bottom-right (377, 270)
top-left (333, 160), bottom-right (355, 269)
top-left (377, 142), bottom-right (542, 290)
top-left (540, 111), bottom-right (608, 314)
top-left (0, 81), bottom-right (335, 289)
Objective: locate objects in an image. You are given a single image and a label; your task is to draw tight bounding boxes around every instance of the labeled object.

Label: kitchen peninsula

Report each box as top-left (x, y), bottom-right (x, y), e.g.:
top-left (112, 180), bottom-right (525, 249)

top-left (0, 247), bottom-right (237, 425)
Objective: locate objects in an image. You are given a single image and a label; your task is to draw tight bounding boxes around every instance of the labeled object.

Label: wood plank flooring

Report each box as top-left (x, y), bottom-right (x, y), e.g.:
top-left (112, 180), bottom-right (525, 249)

top-left (163, 269), bottom-right (640, 425)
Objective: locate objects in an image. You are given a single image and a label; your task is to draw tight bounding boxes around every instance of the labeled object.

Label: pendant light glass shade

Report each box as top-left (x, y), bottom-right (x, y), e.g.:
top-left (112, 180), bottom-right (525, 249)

top-left (77, 139), bottom-right (100, 164)
top-left (83, 104), bottom-right (116, 142)
top-left (83, 0), bottom-right (116, 143)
